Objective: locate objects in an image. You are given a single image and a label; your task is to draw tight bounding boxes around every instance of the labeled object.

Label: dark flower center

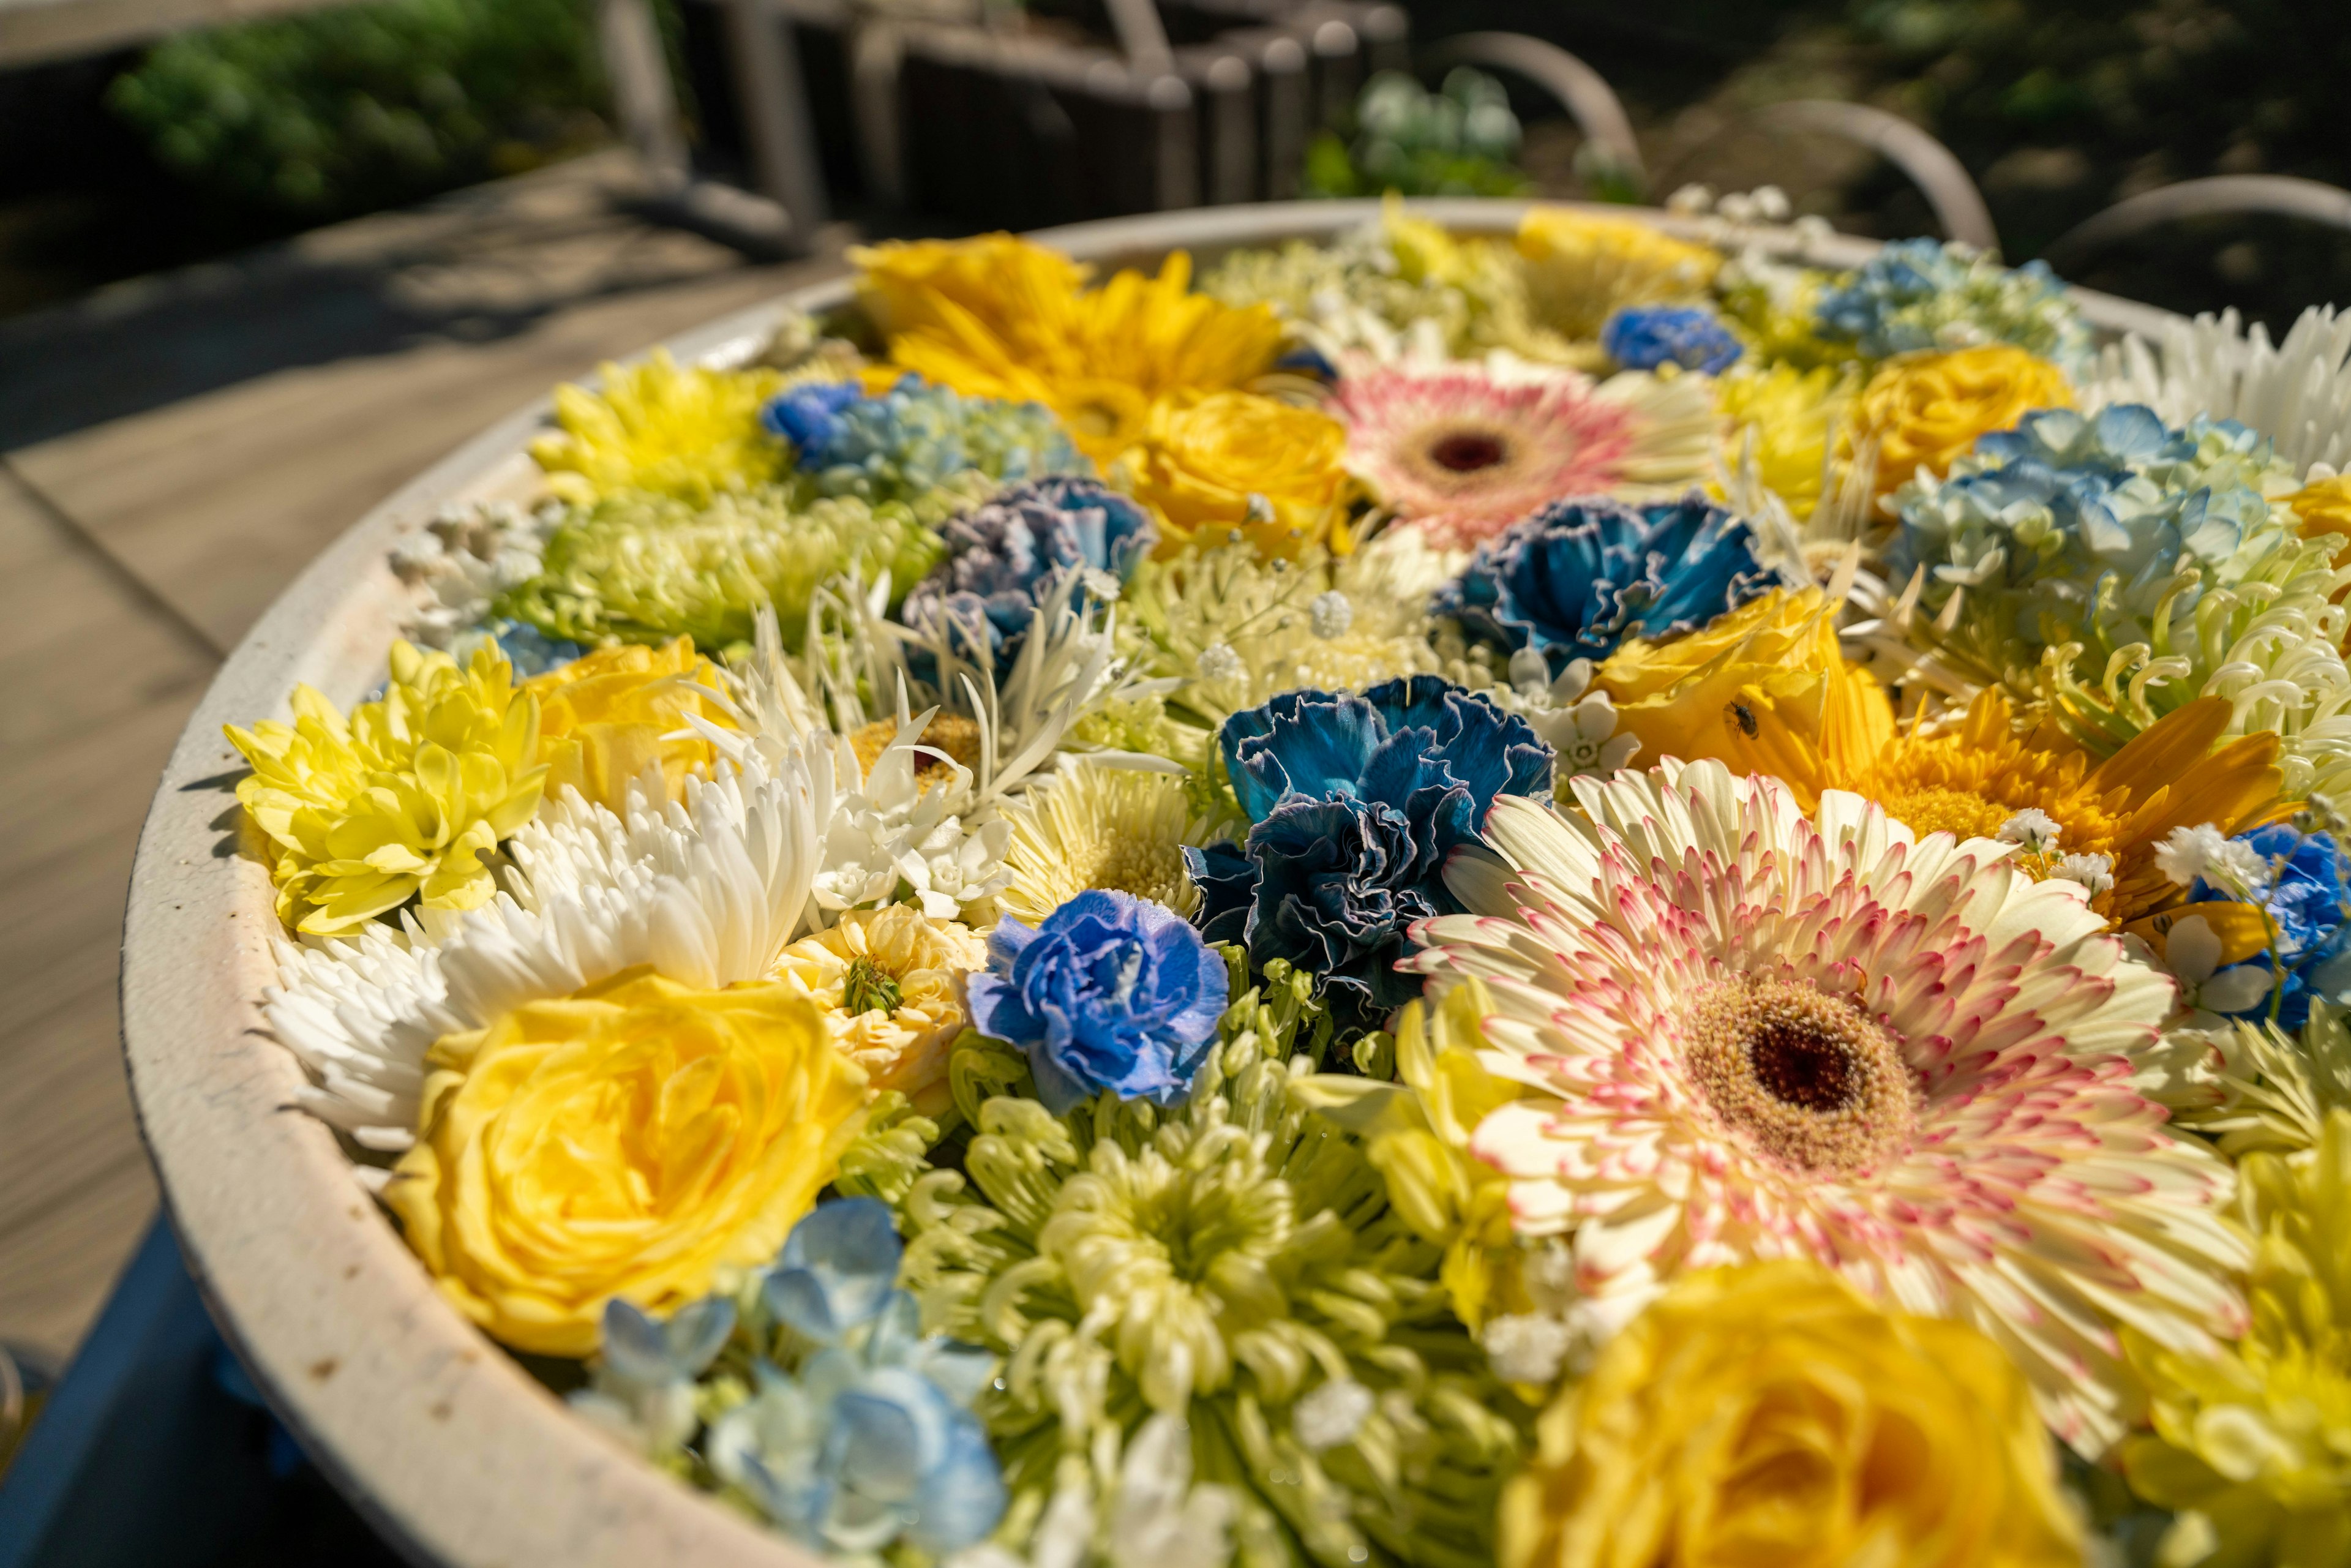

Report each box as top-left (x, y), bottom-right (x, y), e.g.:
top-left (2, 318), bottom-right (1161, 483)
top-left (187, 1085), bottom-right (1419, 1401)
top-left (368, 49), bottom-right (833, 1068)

top-left (1747, 1020), bottom-right (1858, 1112)
top-left (1683, 975), bottom-right (1918, 1177)
top-left (1428, 430), bottom-right (1509, 472)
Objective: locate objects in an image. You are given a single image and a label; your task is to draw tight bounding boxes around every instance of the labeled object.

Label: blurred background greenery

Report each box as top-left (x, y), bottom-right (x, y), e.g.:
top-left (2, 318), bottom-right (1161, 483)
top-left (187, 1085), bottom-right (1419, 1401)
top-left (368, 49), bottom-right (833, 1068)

top-left (0, 0), bottom-right (2344, 324)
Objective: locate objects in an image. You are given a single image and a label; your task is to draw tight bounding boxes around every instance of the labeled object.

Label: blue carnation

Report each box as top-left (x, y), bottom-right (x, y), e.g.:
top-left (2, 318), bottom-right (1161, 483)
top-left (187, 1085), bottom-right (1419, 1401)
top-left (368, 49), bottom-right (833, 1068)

top-left (1190, 676), bottom-right (1553, 1022)
top-left (709, 1199), bottom-right (1003, 1557)
top-left (762, 375), bottom-right (1087, 509)
top-left (1600, 306), bottom-right (1743, 375)
top-left (1431, 493), bottom-right (1771, 675)
top-left (2191, 826), bottom-right (2351, 1030)
top-left (901, 476), bottom-right (1157, 669)
top-left (967, 889), bottom-right (1230, 1112)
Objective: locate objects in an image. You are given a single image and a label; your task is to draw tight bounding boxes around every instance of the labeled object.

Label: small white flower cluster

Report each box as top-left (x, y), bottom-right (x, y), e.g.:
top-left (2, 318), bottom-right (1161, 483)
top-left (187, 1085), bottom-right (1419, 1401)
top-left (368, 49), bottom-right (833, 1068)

top-left (391, 500), bottom-right (563, 648)
top-left (2155, 823), bottom-right (2273, 899)
top-left (1477, 1240), bottom-right (1646, 1389)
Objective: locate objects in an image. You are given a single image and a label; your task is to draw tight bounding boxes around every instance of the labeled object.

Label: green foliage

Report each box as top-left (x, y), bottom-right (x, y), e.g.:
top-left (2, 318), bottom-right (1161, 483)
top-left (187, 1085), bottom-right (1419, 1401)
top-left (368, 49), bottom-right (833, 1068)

top-left (1306, 69), bottom-right (1533, 200)
top-left (106, 0), bottom-right (609, 216)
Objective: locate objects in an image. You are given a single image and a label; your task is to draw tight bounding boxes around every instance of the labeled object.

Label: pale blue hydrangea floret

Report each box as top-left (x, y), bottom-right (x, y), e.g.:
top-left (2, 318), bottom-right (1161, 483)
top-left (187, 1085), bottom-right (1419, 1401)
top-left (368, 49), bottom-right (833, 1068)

top-left (763, 375), bottom-right (1088, 508)
top-left (1600, 306), bottom-right (1743, 375)
top-left (570, 1296), bottom-right (735, 1455)
top-left (1815, 237), bottom-right (2090, 365)
top-left (708, 1199), bottom-right (1004, 1557)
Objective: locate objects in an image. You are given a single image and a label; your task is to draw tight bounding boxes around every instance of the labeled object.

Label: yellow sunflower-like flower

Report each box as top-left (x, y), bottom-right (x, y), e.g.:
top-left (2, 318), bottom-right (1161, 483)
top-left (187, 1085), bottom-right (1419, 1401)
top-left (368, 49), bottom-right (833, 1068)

top-left (388, 967), bottom-right (868, 1356)
top-left (529, 350), bottom-right (787, 506)
top-left (523, 636), bottom-right (735, 811)
top-left (227, 642), bottom-right (544, 936)
top-left (1845, 343), bottom-right (2074, 504)
top-left (997, 765), bottom-right (1227, 925)
top-left (853, 235), bottom-right (1284, 463)
top-left (1515, 207), bottom-right (1722, 341)
top-left (1500, 1259), bottom-right (2082, 1568)
top-left (1840, 685), bottom-right (2284, 936)
top-left (1595, 585), bottom-right (1892, 811)
top-left (768, 904), bottom-right (985, 1118)
top-left (1114, 389), bottom-right (1351, 558)
top-left (2122, 1107), bottom-right (2351, 1567)
top-left (1715, 361), bottom-right (1861, 518)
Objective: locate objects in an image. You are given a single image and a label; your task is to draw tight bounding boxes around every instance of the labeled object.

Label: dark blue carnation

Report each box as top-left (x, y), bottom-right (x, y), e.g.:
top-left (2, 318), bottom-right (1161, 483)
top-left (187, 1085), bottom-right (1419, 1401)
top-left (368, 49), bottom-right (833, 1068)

top-left (2191, 825), bottom-right (2351, 1030)
top-left (1431, 493), bottom-right (1770, 675)
top-left (1600, 306), bottom-right (1743, 375)
top-left (1188, 675), bottom-right (1554, 1023)
top-left (966, 889), bottom-right (1229, 1112)
top-left (902, 477), bottom-right (1157, 669)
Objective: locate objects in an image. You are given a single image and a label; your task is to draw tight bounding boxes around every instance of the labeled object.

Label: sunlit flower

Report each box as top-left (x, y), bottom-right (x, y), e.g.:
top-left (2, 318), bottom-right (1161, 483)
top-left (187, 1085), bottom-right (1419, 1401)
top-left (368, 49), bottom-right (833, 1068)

top-left (897, 960), bottom-right (1524, 1568)
top-left (1494, 657), bottom-right (1640, 790)
top-left (762, 375), bottom-right (1087, 509)
top-left (386, 968), bottom-right (869, 1356)
top-left (2082, 303), bottom-right (2351, 478)
top-left (530, 350), bottom-right (787, 505)
top-left (1500, 1260), bottom-right (2082, 1568)
top-left (1112, 389), bottom-right (1349, 558)
top-left (1714, 361), bottom-right (1861, 520)
top-left (997, 763), bottom-right (1226, 923)
top-left (1329, 355), bottom-right (1719, 549)
top-left (1515, 208), bottom-right (1720, 339)
top-left (1846, 343), bottom-right (2073, 503)
top-left (2174, 1001), bottom-right (2351, 1160)
top-left (2121, 1109), bottom-right (2351, 1566)
top-left (2175, 825), bottom-right (2351, 1029)
top-left (770, 904), bottom-right (986, 1117)
top-left (2289, 471), bottom-right (2351, 585)
top-left (523, 636), bottom-right (734, 811)
top-left (227, 642), bottom-right (545, 936)
top-left (1815, 236), bottom-right (2090, 367)
top-left (1198, 225), bottom-right (1474, 364)
top-left (1413, 765), bottom-right (2250, 1449)
top-left (901, 476), bottom-right (1155, 669)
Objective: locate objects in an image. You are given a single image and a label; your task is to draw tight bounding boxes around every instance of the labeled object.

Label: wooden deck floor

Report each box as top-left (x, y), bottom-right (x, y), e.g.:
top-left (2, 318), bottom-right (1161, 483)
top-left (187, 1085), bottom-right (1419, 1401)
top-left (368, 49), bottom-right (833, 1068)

top-left (0, 150), bottom-right (852, 1361)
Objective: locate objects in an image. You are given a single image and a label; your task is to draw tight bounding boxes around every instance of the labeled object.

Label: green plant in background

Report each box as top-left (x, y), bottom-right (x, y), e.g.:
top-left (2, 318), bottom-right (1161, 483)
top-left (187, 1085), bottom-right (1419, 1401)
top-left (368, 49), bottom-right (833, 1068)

top-left (105, 0), bottom-right (610, 217)
top-left (1306, 69), bottom-right (1534, 200)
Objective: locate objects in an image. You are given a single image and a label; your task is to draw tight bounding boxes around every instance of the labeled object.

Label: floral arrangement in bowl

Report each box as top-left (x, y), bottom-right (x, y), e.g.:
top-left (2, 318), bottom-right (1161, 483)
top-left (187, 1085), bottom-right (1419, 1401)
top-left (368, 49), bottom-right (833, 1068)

top-left (223, 193), bottom-right (2351, 1568)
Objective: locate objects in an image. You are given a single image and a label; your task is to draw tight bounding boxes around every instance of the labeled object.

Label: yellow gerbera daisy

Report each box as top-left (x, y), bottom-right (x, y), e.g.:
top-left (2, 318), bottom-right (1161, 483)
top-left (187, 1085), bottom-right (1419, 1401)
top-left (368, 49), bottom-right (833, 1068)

top-left (996, 763), bottom-right (1226, 923)
top-left (529, 350), bottom-right (787, 506)
top-left (1515, 207), bottom-right (1721, 340)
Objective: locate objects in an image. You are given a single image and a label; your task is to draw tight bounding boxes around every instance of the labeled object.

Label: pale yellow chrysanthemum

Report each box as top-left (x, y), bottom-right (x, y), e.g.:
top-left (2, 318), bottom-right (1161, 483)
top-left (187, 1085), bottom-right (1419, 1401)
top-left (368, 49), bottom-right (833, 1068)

top-left (997, 764), bottom-right (1226, 924)
top-left (1714, 361), bottom-right (1861, 519)
top-left (529, 349), bottom-right (787, 505)
top-left (769, 904), bottom-right (986, 1118)
top-left (227, 642), bottom-right (545, 936)
top-left (2175, 1001), bottom-right (2351, 1160)
top-left (1516, 207), bottom-right (1722, 341)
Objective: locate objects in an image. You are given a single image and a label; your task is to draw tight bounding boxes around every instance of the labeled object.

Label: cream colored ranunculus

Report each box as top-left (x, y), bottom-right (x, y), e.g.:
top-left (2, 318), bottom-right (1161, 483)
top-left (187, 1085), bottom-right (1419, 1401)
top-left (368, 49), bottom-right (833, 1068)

top-left (769, 905), bottom-right (985, 1116)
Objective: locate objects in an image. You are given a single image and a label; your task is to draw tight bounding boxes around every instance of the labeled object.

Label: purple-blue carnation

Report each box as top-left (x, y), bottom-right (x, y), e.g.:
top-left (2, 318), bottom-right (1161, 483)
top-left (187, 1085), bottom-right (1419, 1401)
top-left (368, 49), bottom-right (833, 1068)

top-left (901, 476), bottom-right (1155, 669)
top-left (966, 889), bottom-right (1229, 1113)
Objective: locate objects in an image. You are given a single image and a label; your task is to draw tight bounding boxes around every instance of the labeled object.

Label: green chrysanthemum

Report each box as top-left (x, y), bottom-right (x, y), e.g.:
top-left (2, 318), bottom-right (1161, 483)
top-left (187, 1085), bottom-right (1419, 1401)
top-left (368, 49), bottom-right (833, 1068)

top-left (495, 476), bottom-right (981, 653)
top-left (896, 955), bottom-right (1523, 1568)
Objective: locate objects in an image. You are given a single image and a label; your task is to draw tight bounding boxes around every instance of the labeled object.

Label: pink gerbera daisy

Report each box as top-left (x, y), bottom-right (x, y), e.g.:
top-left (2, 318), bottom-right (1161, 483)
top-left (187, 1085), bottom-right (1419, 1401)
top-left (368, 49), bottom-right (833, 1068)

top-left (1330, 358), bottom-right (1716, 549)
top-left (1408, 760), bottom-right (2249, 1453)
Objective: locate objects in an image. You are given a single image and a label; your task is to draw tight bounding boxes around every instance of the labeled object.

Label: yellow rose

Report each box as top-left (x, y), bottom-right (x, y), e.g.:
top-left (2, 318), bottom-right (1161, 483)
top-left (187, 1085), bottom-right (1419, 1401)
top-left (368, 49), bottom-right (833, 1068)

top-left (1847, 343), bottom-right (2073, 503)
top-left (524, 636), bottom-right (734, 811)
top-left (1501, 1259), bottom-right (2082, 1568)
top-left (1116, 389), bottom-right (1351, 560)
top-left (388, 968), bottom-right (869, 1356)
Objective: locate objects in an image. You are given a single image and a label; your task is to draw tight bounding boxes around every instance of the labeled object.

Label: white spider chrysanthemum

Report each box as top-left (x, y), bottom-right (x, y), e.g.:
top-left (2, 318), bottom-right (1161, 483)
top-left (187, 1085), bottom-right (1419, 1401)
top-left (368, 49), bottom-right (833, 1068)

top-left (264, 746), bottom-right (829, 1159)
top-left (1408, 762), bottom-right (2250, 1452)
top-left (2082, 305), bottom-right (2351, 479)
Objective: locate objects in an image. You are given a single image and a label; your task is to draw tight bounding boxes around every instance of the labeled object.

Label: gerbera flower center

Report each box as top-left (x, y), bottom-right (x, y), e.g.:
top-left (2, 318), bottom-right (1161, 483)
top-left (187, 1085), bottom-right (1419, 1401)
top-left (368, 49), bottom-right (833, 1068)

top-left (1684, 976), bottom-right (1918, 1178)
top-left (1873, 784), bottom-right (2019, 844)
top-left (849, 713), bottom-right (982, 783)
top-left (1429, 430), bottom-right (1509, 472)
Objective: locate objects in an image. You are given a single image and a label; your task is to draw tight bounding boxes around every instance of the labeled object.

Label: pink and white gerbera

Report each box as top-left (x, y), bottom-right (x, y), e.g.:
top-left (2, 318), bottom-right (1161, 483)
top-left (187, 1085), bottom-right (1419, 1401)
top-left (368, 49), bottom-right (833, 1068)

top-left (1408, 760), bottom-right (2249, 1454)
top-left (1329, 356), bottom-right (1716, 549)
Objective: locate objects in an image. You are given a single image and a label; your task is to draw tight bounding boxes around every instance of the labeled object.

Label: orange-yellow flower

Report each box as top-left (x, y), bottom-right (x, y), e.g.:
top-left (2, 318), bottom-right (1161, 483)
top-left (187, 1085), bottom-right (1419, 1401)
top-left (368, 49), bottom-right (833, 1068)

top-left (1847, 343), bottom-right (2072, 503)
top-left (524, 637), bottom-right (734, 811)
top-left (1114, 389), bottom-right (1351, 559)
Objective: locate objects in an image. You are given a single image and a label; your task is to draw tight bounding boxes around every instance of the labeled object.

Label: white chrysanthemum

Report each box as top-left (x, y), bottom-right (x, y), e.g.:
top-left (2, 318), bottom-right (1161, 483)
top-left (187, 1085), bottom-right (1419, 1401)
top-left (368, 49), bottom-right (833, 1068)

top-left (997, 763), bottom-right (1226, 923)
top-left (948, 1412), bottom-right (1237, 1568)
top-left (2171, 1000), bottom-right (2351, 1158)
top-left (1409, 762), bottom-right (2250, 1452)
top-left (2082, 305), bottom-right (2351, 478)
top-left (264, 746), bottom-right (828, 1160)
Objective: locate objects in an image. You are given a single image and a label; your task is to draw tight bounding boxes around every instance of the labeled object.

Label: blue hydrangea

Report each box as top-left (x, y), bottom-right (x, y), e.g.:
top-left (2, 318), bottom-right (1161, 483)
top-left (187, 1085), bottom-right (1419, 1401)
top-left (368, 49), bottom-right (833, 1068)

top-left (1600, 306), bottom-right (1743, 375)
top-left (2191, 826), bottom-right (2351, 1030)
top-left (1431, 493), bottom-right (1771, 674)
top-left (707, 1199), bottom-right (1004, 1558)
top-left (763, 375), bottom-right (1088, 509)
top-left (1188, 676), bottom-right (1553, 1024)
top-left (570, 1295), bottom-right (737, 1454)
top-left (967, 889), bottom-right (1231, 1113)
top-left (900, 476), bottom-right (1157, 669)
top-left (1814, 237), bottom-right (2090, 365)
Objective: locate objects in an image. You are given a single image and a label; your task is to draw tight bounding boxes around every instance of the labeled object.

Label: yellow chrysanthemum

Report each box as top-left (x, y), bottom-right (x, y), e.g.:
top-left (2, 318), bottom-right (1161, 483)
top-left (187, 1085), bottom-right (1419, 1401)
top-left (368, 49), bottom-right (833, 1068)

top-left (2123, 1107), bottom-right (2351, 1568)
top-left (1114, 389), bottom-right (1351, 558)
top-left (529, 349), bottom-right (787, 506)
top-left (769, 904), bottom-right (985, 1119)
top-left (1595, 585), bottom-right (1892, 811)
top-left (853, 234), bottom-right (1284, 463)
top-left (997, 765), bottom-right (1226, 925)
top-left (1840, 686), bottom-right (2284, 936)
top-left (1515, 207), bottom-right (1722, 341)
top-left (1501, 1259), bottom-right (2082, 1568)
top-left (227, 642), bottom-right (545, 936)
top-left (1845, 343), bottom-right (2073, 504)
top-left (523, 636), bottom-right (734, 811)
top-left (1715, 361), bottom-right (1861, 518)
top-left (389, 967), bottom-right (868, 1356)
